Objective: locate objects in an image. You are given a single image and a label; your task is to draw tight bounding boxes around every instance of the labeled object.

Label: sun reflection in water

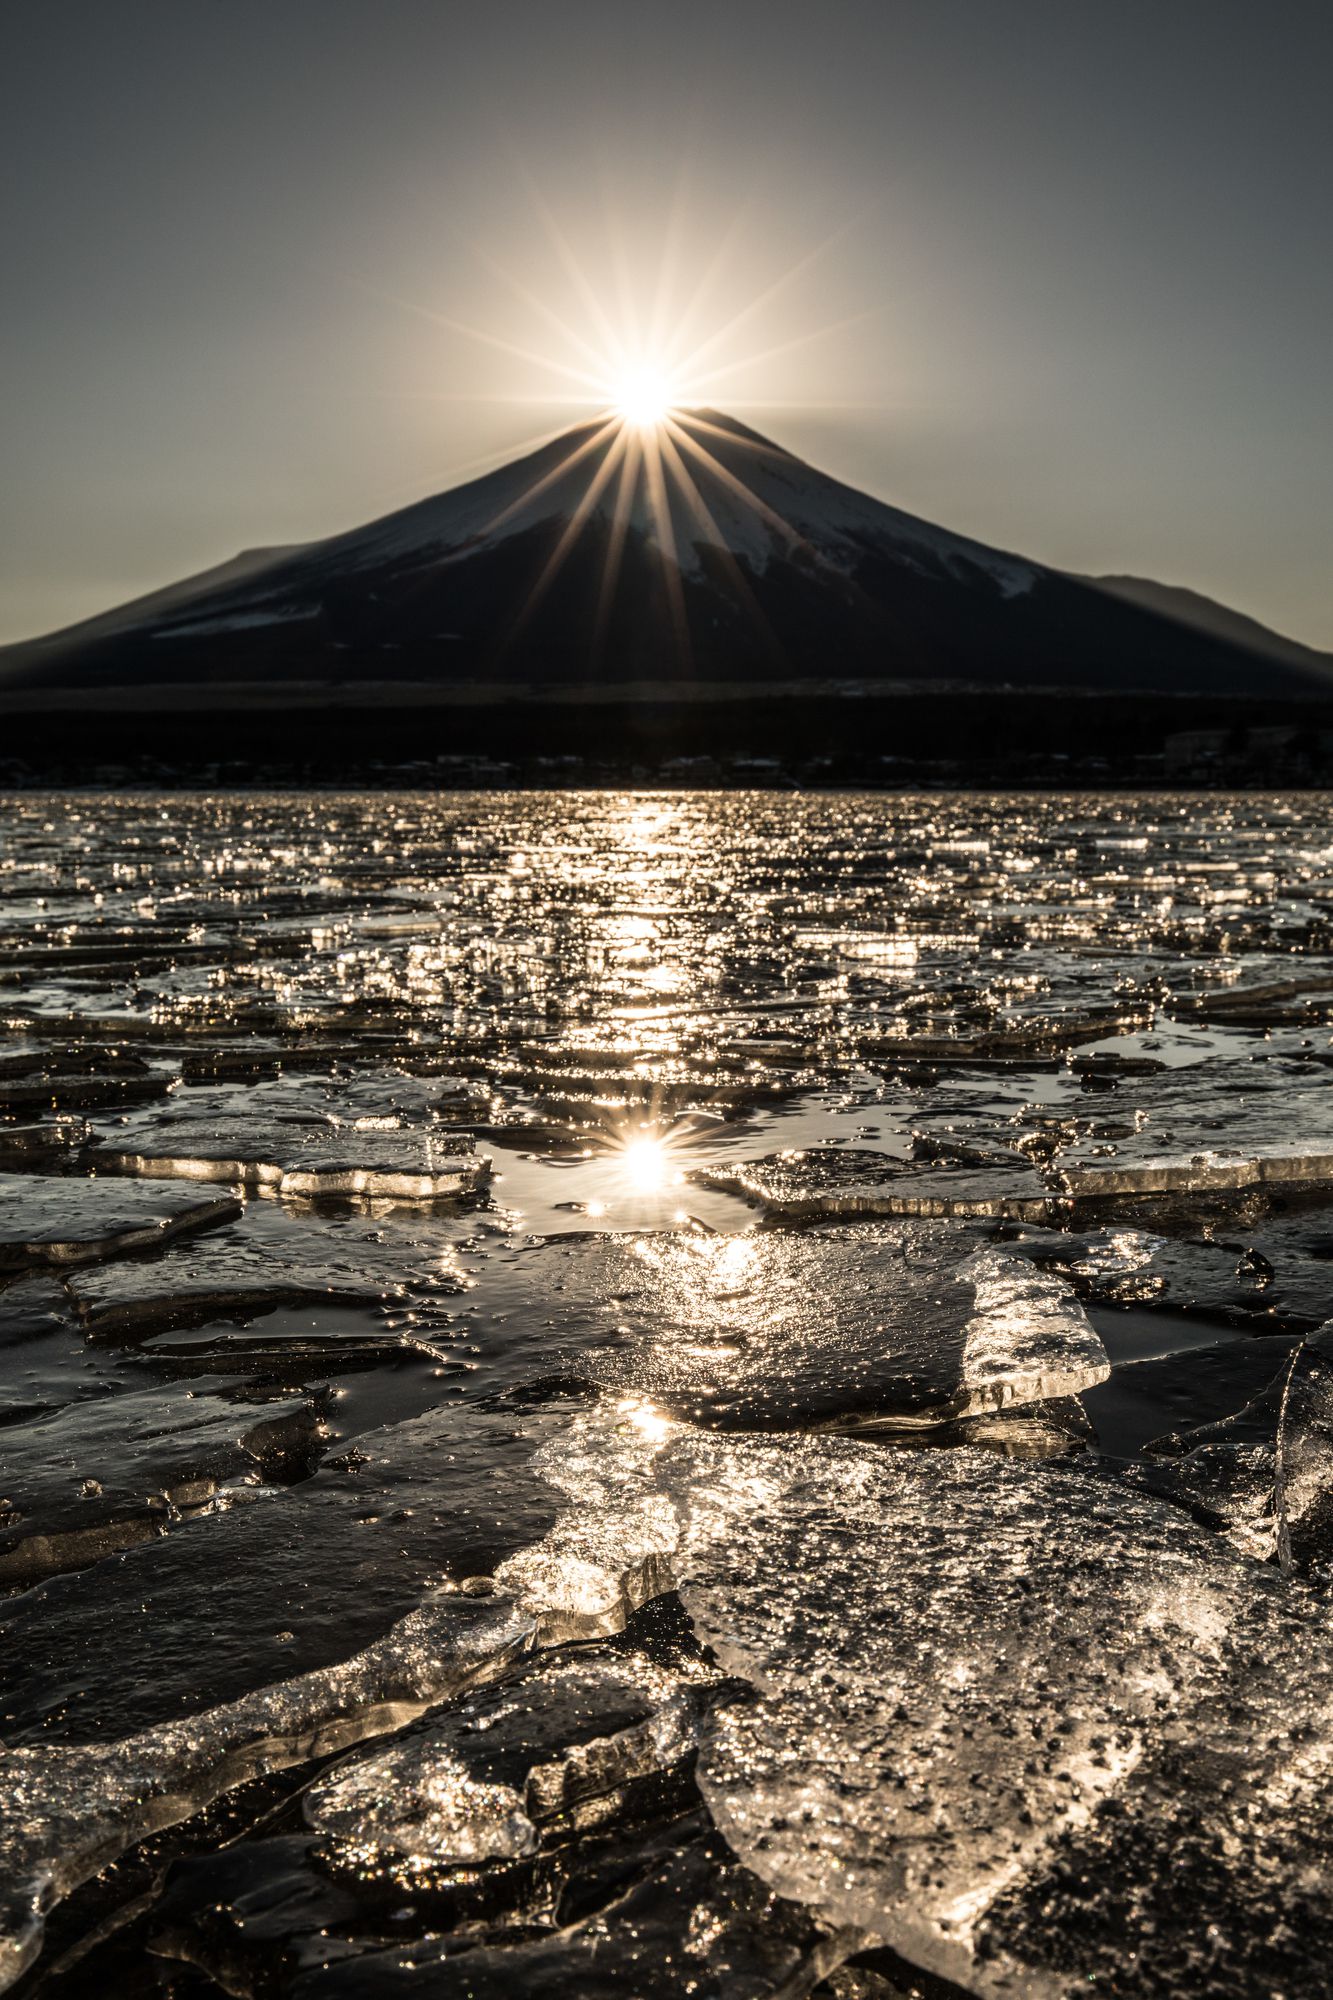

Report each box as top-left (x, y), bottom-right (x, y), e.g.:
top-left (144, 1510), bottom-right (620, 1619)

top-left (596, 1121), bottom-right (691, 1205)
top-left (622, 1133), bottom-right (672, 1193)
top-left (617, 1396), bottom-right (674, 1444)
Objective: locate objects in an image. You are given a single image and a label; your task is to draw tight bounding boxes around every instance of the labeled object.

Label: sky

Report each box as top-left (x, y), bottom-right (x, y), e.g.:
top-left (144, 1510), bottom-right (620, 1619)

top-left (2, 0), bottom-right (1330, 648)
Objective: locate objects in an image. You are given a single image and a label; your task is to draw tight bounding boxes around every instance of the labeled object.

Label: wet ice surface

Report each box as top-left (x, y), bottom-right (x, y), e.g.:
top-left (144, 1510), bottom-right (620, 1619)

top-left (2, 790), bottom-right (1333, 1996)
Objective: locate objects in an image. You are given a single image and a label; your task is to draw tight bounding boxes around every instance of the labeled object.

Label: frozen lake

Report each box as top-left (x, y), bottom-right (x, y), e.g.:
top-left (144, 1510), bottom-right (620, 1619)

top-left (2, 789), bottom-right (1333, 1997)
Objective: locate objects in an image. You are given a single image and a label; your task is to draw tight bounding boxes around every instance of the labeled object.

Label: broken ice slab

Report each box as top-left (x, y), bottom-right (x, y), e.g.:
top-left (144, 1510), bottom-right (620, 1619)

top-left (0, 1380), bottom-right (326, 1588)
top-left (94, 1121), bottom-right (489, 1200)
top-left (95, 1070), bottom-right (456, 1125)
top-left (1051, 1068), bottom-right (1333, 1198)
top-left (528, 1412), bottom-right (1333, 2000)
top-left (87, 1077), bottom-right (491, 1199)
top-left (0, 1400), bottom-right (589, 1981)
top-left (0, 1117), bottom-right (92, 1168)
top-left (305, 1647), bottom-right (711, 1879)
top-left (475, 1223), bottom-right (1107, 1431)
top-left (687, 1446), bottom-right (1333, 1996)
top-left (0, 1176), bottom-right (241, 1271)
top-left (168, 1048), bottom-right (490, 1095)
top-left (1167, 969), bottom-right (1333, 1029)
top-left (699, 1146), bottom-right (1054, 1222)
top-left (152, 1810), bottom-right (852, 2000)
top-left (0, 1587), bottom-right (537, 1993)
top-left (2, 1003), bottom-right (402, 1048)
top-left (0, 1044), bottom-right (156, 1079)
top-left (222, 1072), bottom-right (471, 1123)
top-left (856, 1005), bottom-right (1153, 1065)
top-left (1068, 1048), bottom-right (1170, 1080)
top-left (1060, 1144), bottom-right (1333, 1199)
top-left (176, 1041), bottom-right (346, 1082)
top-left (0, 1070), bottom-right (177, 1115)
top-left (64, 1199), bottom-right (468, 1336)
top-left (0, 1397), bottom-right (574, 1747)
top-left (137, 1315), bottom-right (438, 1374)
top-left (1009, 1220), bottom-right (1333, 1332)
top-left (488, 1047), bottom-right (797, 1121)
top-left (0, 932), bottom-right (240, 975)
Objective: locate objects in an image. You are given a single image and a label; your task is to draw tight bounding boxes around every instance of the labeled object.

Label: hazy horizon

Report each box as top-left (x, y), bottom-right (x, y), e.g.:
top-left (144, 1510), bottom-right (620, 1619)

top-left (3, 0), bottom-right (1330, 651)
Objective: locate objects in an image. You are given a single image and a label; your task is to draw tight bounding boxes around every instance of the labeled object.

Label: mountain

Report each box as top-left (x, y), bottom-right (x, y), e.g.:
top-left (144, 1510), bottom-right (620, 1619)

top-left (3, 411), bottom-right (1329, 705)
top-left (1078, 574), bottom-right (1333, 681)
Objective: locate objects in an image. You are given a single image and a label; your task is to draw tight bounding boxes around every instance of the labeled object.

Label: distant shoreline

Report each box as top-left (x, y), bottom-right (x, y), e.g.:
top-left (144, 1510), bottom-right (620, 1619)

top-left (1, 680), bottom-right (1330, 789)
top-left (3, 675), bottom-right (1332, 712)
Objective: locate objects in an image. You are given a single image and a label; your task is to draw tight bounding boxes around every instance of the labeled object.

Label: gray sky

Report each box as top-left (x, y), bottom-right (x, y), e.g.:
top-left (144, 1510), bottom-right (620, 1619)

top-left (2, 0), bottom-right (1330, 647)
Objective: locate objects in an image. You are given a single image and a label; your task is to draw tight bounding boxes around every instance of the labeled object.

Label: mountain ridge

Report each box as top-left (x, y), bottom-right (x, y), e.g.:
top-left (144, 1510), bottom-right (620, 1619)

top-left (1077, 573), bottom-right (1332, 678)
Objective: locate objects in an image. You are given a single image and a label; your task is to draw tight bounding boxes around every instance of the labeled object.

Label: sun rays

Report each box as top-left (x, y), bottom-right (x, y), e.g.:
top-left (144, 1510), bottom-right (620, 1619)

top-left (481, 404), bottom-right (812, 672)
top-left (349, 188), bottom-right (885, 668)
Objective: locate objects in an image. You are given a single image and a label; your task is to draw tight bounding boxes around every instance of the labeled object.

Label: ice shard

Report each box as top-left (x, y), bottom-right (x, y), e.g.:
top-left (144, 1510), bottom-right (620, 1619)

top-left (0, 1177), bottom-right (241, 1270)
top-left (88, 1076), bottom-right (490, 1199)
top-left (64, 1200), bottom-right (468, 1335)
top-left (305, 1649), bottom-right (710, 1877)
top-left (701, 1147), bottom-right (1053, 1221)
top-left (1275, 1323), bottom-right (1333, 1581)
top-left (0, 1380), bottom-right (326, 1586)
top-left (484, 1223), bottom-right (1108, 1430)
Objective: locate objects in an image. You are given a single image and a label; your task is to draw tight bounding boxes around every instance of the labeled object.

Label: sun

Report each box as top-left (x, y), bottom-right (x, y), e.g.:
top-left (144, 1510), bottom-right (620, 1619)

top-left (612, 363), bottom-right (676, 429)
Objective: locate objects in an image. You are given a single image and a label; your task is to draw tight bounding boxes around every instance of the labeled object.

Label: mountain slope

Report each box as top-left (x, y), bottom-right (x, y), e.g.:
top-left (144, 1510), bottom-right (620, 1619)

top-left (4, 412), bottom-right (1328, 700)
top-left (1080, 574), bottom-right (1333, 679)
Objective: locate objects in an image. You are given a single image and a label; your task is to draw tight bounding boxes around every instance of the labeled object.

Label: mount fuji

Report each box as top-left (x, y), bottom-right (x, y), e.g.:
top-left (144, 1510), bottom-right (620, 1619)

top-left (4, 411), bottom-right (1329, 704)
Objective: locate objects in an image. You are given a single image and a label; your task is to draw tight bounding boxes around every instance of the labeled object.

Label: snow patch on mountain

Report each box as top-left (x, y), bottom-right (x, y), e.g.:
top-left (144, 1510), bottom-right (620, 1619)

top-left (277, 411), bottom-right (1043, 604)
top-left (154, 606), bottom-right (319, 638)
